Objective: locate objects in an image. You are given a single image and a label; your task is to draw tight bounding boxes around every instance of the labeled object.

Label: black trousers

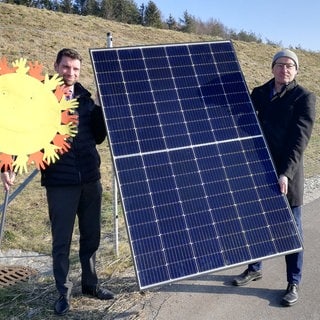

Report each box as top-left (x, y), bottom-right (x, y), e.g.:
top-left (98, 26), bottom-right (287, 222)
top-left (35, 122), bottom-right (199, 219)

top-left (46, 180), bottom-right (102, 297)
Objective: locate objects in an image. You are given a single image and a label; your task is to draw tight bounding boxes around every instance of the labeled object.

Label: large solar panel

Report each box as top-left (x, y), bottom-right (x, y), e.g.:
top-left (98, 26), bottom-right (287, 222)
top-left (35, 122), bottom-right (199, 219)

top-left (90, 41), bottom-right (302, 290)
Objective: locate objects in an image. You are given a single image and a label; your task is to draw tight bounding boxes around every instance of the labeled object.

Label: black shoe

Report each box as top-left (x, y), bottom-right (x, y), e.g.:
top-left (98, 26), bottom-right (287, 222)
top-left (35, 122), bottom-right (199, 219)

top-left (232, 269), bottom-right (262, 286)
top-left (282, 283), bottom-right (299, 306)
top-left (54, 295), bottom-right (70, 315)
top-left (82, 286), bottom-right (115, 300)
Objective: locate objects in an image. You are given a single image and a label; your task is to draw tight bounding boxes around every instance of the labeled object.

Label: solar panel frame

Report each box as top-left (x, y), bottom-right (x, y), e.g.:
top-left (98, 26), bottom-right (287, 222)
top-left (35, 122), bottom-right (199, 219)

top-left (90, 41), bottom-right (303, 290)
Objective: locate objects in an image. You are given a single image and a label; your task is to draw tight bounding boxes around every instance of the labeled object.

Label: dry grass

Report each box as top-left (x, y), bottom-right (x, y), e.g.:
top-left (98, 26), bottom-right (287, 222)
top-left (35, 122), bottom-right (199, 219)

top-left (0, 3), bottom-right (320, 319)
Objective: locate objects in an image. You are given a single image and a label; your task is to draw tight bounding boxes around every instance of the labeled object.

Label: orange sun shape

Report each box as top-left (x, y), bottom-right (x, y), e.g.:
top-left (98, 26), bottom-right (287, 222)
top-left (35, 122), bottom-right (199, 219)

top-left (0, 57), bottom-right (79, 174)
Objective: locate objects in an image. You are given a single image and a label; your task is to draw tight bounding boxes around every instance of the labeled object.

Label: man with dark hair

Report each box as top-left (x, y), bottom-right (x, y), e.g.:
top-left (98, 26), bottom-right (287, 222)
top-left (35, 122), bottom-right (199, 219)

top-left (232, 49), bottom-right (316, 307)
top-left (1, 48), bottom-right (114, 315)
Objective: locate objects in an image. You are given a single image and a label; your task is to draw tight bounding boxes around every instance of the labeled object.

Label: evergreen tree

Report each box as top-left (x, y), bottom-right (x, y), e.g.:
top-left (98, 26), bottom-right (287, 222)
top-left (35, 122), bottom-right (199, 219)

top-left (180, 10), bottom-right (196, 33)
top-left (1, 0), bottom-right (268, 46)
top-left (112, 0), bottom-right (139, 24)
top-left (138, 3), bottom-right (145, 25)
top-left (83, 0), bottom-right (100, 16)
top-left (60, 0), bottom-right (73, 13)
top-left (166, 14), bottom-right (177, 30)
top-left (100, 0), bottom-right (112, 19)
top-left (144, 1), bottom-right (162, 28)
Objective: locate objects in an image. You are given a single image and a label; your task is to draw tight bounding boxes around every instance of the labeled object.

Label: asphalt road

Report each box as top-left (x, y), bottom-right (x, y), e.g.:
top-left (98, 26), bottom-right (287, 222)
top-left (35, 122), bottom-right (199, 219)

top-left (137, 198), bottom-right (320, 320)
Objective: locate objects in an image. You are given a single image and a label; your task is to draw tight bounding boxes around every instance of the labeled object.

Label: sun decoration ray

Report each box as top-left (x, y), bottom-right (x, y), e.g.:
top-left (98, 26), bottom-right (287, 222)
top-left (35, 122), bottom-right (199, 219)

top-left (0, 57), bottom-right (79, 174)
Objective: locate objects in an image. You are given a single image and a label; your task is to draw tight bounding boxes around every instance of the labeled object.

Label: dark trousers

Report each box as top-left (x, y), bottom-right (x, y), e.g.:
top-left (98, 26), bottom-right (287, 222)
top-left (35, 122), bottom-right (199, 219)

top-left (46, 181), bottom-right (102, 297)
top-left (248, 206), bottom-right (303, 285)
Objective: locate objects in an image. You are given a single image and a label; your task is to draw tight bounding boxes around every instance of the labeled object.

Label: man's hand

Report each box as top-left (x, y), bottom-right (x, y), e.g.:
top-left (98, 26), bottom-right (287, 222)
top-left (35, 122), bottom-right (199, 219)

top-left (1, 171), bottom-right (16, 191)
top-left (94, 92), bottom-right (101, 106)
top-left (278, 174), bottom-right (288, 194)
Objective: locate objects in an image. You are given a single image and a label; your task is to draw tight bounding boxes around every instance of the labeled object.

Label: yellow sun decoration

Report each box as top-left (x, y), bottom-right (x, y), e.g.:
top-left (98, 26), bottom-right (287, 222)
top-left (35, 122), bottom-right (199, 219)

top-left (0, 57), bottom-right (79, 174)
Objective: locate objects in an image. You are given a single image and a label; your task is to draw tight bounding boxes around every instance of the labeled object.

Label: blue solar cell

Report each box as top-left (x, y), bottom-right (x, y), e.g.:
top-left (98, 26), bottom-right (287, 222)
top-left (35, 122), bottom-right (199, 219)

top-left (159, 112), bottom-right (185, 125)
top-left (147, 67), bottom-right (173, 79)
top-left (241, 214), bottom-right (268, 231)
top-left (236, 201), bottom-right (263, 218)
top-left (129, 221), bottom-right (159, 241)
top-left (90, 41), bottom-right (302, 290)
top-left (156, 100), bottom-right (181, 113)
top-left (249, 241), bottom-right (276, 259)
top-left (143, 46), bottom-right (167, 58)
top-left (267, 208), bottom-right (293, 224)
top-left (144, 56), bottom-right (169, 69)
top-left (217, 62), bottom-right (240, 74)
top-left (181, 97), bottom-right (205, 110)
top-left (155, 203), bottom-right (183, 220)
top-left (213, 206), bottom-right (239, 223)
top-left (118, 48), bottom-right (143, 60)
top-left (129, 91), bottom-right (155, 105)
top-left (124, 193), bottom-right (153, 212)
top-left (132, 236), bottom-right (163, 255)
top-left (126, 208), bottom-right (156, 225)
top-left (136, 249), bottom-right (166, 270)
top-left (185, 212), bottom-right (213, 228)
top-left (166, 250), bottom-right (198, 277)
top-left (153, 88), bottom-right (178, 102)
top-left (166, 45), bottom-right (190, 60)
top-left (162, 230), bottom-right (191, 248)
top-left (197, 252), bottom-right (225, 271)
top-left (171, 65), bottom-right (196, 77)
top-left (131, 103), bottom-right (157, 116)
top-left (122, 70), bottom-right (148, 82)
top-left (228, 176), bottom-right (254, 191)
top-left (152, 189), bottom-right (180, 207)
top-left (150, 78), bottom-right (175, 91)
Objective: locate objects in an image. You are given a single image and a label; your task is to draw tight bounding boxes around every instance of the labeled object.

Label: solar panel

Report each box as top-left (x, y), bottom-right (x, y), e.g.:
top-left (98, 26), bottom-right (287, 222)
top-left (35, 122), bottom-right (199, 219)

top-left (90, 41), bottom-right (302, 290)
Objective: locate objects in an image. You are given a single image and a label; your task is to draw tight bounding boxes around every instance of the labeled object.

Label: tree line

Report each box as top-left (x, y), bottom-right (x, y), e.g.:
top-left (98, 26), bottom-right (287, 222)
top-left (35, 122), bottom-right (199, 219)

top-left (1, 0), bottom-right (281, 45)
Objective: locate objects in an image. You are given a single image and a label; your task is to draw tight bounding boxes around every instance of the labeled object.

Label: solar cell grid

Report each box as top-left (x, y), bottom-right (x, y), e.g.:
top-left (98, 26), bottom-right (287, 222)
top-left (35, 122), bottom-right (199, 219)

top-left (90, 41), bottom-right (302, 289)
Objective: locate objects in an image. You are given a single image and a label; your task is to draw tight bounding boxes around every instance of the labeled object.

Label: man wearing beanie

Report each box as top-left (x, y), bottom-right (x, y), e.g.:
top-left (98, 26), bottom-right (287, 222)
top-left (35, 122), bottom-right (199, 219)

top-left (232, 49), bottom-right (316, 306)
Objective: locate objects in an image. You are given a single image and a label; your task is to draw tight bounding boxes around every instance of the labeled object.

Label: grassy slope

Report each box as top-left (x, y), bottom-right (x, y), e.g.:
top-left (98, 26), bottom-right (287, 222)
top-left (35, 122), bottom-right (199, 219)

top-left (1, 1), bottom-right (320, 251)
top-left (0, 3), bottom-right (320, 318)
top-left (1, 0), bottom-right (320, 250)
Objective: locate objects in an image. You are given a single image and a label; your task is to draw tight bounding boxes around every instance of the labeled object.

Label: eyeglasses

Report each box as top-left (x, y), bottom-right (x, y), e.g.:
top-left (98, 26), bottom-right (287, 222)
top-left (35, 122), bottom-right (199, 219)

top-left (274, 63), bottom-right (296, 69)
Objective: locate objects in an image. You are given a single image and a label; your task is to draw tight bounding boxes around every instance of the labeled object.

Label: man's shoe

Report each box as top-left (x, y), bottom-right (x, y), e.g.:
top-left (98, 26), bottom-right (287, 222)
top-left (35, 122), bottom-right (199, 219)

top-left (54, 295), bottom-right (70, 315)
top-left (232, 269), bottom-right (262, 286)
top-left (282, 283), bottom-right (299, 306)
top-left (82, 286), bottom-right (115, 300)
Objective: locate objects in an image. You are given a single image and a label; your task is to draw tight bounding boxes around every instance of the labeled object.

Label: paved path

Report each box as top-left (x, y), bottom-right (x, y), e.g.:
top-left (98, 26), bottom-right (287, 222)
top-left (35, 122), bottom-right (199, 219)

top-left (137, 198), bottom-right (320, 320)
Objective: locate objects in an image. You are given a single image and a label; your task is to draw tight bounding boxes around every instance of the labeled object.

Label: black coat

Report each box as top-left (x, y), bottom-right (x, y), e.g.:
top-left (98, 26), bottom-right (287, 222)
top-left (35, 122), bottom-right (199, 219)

top-left (41, 82), bottom-right (107, 186)
top-left (251, 78), bottom-right (316, 206)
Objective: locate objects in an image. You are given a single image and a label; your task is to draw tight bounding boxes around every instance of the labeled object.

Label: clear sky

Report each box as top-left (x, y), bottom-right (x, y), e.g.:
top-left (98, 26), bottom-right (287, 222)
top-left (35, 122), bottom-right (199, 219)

top-left (151, 0), bottom-right (320, 52)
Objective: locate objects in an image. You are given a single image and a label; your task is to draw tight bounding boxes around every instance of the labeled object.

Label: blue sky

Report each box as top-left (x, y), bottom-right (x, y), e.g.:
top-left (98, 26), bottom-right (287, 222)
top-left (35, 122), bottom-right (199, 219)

top-left (150, 0), bottom-right (320, 52)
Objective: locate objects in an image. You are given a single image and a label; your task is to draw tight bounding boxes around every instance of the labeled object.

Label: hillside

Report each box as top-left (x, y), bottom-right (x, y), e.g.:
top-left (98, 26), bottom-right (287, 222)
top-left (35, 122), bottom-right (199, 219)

top-left (1, 1), bottom-right (320, 248)
top-left (1, 3), bottom-right (320, 318)
top-left (1, 3), bottom-right (320, 176)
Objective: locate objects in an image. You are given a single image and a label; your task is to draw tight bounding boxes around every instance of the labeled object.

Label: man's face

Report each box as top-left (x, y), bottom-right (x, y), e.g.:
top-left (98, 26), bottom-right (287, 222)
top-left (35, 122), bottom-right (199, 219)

top-left (272, 57), bottom-right (297, 85)
top-left (54, 56), bottom-right (81, 86)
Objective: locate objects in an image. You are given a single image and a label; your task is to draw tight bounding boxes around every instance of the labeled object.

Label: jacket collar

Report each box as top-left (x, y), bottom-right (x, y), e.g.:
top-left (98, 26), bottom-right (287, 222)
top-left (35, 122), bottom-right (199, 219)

top-left (269, 78), bottom-right (297, 101)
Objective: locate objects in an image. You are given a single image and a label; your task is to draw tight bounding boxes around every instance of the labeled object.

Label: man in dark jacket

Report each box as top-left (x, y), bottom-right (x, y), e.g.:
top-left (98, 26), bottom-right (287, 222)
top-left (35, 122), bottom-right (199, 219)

top-left (1, 48), bottom-right (114, 315)
top-left (232, 49), bottom-right (316, 306)
top-left (47, 48), bottom-right (114, 315)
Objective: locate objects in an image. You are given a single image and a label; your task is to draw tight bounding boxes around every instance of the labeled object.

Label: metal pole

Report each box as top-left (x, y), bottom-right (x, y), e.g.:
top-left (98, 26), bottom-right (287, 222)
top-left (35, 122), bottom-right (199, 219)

top-left (112, 171), bottom-right (119, 256)
top-left (106, 32), bottom-right (119, 256)
top-left (0, 169), bottom-right (38, 249)
top-left (0, 169), bottom-right (39, 212)
top-left (107, 32), bottom-right (113, 48)
top-left (0, 190), bottom-right (10, 249)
